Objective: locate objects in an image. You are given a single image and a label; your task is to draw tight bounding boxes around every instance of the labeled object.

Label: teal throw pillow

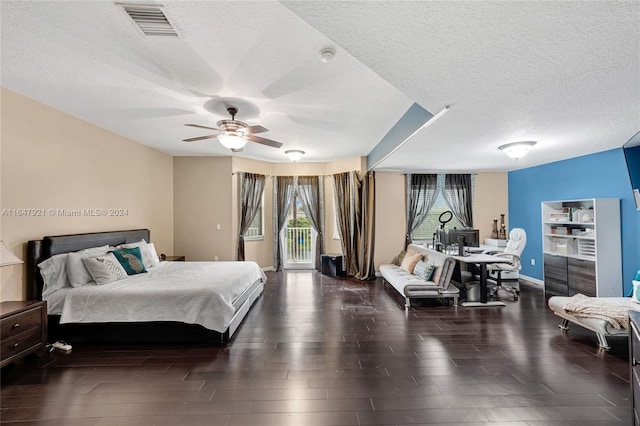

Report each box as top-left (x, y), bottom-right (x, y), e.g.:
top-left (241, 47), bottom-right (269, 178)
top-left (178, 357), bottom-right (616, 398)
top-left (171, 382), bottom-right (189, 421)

top-left (413, 260), bottom-right (436, 282)
top-left (110, 247), bottom-right (147, 275)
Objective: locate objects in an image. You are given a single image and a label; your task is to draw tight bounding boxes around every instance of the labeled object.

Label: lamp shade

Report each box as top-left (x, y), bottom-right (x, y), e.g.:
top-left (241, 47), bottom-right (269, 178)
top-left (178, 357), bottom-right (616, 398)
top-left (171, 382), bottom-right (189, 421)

top-left (218, 132), bottom-right (248, 150)
top-left (0, 241), bottom-right (23, 267)
top-left (498, 141), bottom-right (536, 160)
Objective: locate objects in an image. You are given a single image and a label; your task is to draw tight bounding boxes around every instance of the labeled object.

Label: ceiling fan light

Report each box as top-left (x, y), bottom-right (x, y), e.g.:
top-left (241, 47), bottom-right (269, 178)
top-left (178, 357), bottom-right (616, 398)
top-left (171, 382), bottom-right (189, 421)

top-left (285, 150), bottom-right (305, 162)
top-left (218, 132), bottom-right (248, 150)
top-left (498, 141), bottom-right (536, 160)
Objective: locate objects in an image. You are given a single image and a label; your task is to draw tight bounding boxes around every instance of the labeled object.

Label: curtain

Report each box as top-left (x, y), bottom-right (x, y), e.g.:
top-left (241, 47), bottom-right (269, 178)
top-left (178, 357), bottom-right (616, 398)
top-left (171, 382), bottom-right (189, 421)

top-left (356, 171), bottom-right (376, 280)
top-left (443, 174), bottom-right (473, 228)
top-left (297, 176), bottom-right (324, 270)
top-left (405, 174), bottom-right (438, 248)
top-left (333, 171), bottom-right (358, 276)
top-left (272, 176), bottom-right (295, 271)
top-left (237, 172), bottom-right (266, 261)
top-left (333, 171), bottom-right (376, 280)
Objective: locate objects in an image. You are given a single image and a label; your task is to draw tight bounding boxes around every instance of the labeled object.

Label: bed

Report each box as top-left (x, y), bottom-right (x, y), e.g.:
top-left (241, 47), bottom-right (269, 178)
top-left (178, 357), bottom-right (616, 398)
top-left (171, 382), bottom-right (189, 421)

top-left (548, 294), bottom-right (640, 350)
top-left (27, 229), bottom-right (266, 344)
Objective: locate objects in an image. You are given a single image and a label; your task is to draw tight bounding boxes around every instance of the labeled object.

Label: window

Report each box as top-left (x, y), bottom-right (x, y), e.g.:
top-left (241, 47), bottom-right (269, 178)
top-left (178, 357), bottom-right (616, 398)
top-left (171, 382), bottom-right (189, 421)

top-left (411, 174), bottom-right (475, 242)
top-left (245, 194), bottom-right (264, 240)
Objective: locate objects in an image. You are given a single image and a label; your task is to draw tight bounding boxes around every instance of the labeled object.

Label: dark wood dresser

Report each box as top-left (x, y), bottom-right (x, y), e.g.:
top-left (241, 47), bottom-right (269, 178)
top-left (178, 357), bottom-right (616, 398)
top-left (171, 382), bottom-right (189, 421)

top-left (0, 301), bottom-right (47, 368)
top-left (630, 310), bottom-right (640, 425)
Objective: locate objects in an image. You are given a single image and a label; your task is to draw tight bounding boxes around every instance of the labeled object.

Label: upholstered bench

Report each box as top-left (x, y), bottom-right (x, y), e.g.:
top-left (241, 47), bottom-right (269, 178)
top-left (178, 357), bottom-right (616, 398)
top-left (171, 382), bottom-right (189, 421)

top-left (379, 244), bottom-right (459, 310)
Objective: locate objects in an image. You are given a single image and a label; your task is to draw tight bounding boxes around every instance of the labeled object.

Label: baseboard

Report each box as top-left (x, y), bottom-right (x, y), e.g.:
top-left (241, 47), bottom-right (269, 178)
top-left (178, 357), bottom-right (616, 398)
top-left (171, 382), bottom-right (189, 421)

top-left (262, 266), bottom-right (274, 272)
top-left (520, 274), bottom-right (543, 286)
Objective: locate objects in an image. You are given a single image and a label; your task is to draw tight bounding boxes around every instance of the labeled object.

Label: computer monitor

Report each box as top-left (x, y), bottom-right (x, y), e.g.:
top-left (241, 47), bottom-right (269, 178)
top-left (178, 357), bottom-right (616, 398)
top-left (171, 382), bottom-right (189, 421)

top-left (449, 228), bottom-right (480, 248)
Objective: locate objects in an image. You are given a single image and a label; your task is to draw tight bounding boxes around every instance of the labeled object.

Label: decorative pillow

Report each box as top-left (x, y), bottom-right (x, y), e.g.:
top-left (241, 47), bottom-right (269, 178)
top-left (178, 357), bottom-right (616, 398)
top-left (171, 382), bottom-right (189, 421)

top-left (146, 243), bottom-right (160, 268)
top-left (118, 240), bottom-right (158, 269)
top-left (400, 249), bottom-right (423, 273)
top-left (38, 253), bottom-right (71, 299)
top-left (67, 245), bottom-right (111, 287)
top-left (110, 247), bottom-right (147, 275)
top-left (431, 265), bottom-right (442, 284)
top-left (413, 260), bottom-right (436, 282)
top-left (82, 253), bottom-right (128, 285)
top-left (632, 281), bottom-right (640, 304)
top-left (394, 250), bottom-right (407, 266)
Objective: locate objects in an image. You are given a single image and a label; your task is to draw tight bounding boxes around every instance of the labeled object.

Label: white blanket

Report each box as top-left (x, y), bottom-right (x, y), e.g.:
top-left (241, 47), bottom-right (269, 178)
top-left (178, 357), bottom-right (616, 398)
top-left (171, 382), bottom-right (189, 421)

top-left (56, 261), bottom-right (266, 332)
top-left (562, 293), bottom-right (630, 330)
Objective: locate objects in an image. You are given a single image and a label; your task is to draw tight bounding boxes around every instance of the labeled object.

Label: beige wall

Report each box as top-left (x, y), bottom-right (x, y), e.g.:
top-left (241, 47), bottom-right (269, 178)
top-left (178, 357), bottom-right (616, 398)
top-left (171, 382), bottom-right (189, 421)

top-left (473, 172), bottom-right (509, 241)
top-left (0, 89), bottom-right (174, 301)
top-left (173, 157), bottom-right (233, 262)
top-left (172, 155), bottom-right (364, 268)
top-left (373, 171), bottom-right (509, 270)
top-left (374, 172), bottom-right (407, 267)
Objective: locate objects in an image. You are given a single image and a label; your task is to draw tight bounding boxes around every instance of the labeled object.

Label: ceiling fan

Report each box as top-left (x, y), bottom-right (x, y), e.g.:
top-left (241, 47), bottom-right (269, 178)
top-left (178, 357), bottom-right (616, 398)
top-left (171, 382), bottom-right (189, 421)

top-left (183, 107), bottom-right (283, 152)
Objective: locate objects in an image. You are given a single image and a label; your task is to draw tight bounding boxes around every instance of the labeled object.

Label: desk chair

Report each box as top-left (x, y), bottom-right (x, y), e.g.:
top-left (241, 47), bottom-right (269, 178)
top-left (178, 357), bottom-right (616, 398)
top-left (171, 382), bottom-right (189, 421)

top-left (484, 228), bottom-right (526, 301)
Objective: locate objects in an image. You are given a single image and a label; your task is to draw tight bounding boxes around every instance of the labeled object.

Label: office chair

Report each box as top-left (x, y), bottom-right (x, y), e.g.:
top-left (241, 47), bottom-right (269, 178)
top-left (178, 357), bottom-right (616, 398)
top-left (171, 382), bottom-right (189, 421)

top-left (484, 228), bottom-right (527, 301)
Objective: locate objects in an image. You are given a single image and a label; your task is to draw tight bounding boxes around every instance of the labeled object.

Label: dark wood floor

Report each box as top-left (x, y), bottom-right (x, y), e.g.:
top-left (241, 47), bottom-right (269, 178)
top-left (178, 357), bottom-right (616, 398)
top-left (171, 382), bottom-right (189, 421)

top-left (1, 271), bottom-right (632, 425)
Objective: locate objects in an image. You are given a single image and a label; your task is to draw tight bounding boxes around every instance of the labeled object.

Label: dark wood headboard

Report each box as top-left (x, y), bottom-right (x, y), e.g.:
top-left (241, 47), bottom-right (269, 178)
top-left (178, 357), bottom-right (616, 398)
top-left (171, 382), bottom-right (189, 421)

top-left (27, 229), bottom-right (150, 300)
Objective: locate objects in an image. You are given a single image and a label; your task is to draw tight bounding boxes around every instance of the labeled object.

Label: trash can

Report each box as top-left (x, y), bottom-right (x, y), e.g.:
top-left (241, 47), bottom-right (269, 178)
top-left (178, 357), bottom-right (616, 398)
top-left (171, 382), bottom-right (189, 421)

top-left (465, 282), bottom-right (480, 302)
top-left (321, 254), bottom-right (345, 277)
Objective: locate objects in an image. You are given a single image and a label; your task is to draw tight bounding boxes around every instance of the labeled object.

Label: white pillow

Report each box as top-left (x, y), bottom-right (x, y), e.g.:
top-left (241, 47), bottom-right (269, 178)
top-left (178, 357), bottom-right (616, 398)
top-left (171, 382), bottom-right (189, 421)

top-left (146, 243), bottom-right (160, 268)
top-left (82, 253), bottom-right (127, 285)
top-left (38, 253), bottom-right (71, 299)
top-left (67, 245), bottom-right (111, 287)
top-left (119, 240), bottom-right (158, 269)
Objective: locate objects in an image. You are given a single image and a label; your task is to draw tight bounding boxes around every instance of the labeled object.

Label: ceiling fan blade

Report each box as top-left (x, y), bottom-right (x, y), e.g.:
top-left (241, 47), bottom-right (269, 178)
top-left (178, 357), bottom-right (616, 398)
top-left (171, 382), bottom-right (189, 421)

top-left (230, 148), bottom-right (244, 153)
top-left (244, 125), bottom-right (269, 134)
top-left (183, 134), bottom-right (219, 142)
top-left (185, 124), bottom-right (219, 131)
top-left (248, 135), bottom-right (283, 148)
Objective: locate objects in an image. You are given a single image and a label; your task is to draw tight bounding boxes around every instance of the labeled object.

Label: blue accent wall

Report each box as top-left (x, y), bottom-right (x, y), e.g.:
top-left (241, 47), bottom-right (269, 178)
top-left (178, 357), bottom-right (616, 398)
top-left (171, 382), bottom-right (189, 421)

top-left (509, 148), bottom-right (640, 294)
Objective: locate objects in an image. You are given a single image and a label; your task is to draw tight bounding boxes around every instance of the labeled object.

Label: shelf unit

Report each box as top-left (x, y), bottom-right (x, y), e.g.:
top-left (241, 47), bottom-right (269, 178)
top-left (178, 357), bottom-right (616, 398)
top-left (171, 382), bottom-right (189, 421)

top-left (542, 198), bottom-right (622, 297)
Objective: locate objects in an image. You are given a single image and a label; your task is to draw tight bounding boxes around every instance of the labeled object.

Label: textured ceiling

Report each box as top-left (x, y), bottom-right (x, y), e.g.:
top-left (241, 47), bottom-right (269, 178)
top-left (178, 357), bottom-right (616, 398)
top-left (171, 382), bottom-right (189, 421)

top-left (2, 1), bottom-right (638, 171)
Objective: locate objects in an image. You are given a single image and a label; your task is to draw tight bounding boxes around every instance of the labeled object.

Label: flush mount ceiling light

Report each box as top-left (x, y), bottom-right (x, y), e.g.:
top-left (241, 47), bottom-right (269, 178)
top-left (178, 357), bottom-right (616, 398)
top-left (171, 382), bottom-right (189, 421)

top-left (498, 141), bottom-right (537, 160)
top-left (285, 150), bottom-right (305, 162)
top-left (319, 47), bottom-right (335, 63)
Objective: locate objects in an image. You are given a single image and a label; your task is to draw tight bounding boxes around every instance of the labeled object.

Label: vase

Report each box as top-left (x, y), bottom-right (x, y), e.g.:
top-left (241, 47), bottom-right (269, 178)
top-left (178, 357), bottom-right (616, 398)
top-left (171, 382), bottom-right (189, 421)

top-left (491, 219), bottom-right (498, 239)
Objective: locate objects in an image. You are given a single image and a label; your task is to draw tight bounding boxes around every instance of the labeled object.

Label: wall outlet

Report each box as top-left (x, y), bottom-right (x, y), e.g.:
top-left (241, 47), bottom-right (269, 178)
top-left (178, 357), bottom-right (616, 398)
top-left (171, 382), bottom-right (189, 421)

top-left (216, 224), bottom-right (221, 230)
top-left (214, 256), bottom-right (219, 261)
top-left (530, 258), bottom-right (535, 266)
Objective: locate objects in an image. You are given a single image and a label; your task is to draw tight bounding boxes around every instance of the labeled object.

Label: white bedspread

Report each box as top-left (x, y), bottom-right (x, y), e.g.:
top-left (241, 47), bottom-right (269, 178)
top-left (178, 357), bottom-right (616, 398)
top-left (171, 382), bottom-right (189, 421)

top-left (54, 261), bottom-right (266, 332)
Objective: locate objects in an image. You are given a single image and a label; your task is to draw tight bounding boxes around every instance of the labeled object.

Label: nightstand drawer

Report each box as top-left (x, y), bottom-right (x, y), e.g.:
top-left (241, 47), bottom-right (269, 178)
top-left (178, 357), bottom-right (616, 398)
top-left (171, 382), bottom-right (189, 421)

top-left (0, 301), bottom-right (47, 368)
top-left (1, 307), bottom-right (42, 340)
top-left (0, 329), bottom-right (42, 363)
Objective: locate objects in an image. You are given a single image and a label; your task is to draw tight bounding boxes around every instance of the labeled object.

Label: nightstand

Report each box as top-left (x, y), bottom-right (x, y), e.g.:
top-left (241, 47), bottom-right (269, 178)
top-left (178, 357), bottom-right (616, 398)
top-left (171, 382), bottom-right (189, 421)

top-left (162, 255), bottom-right (185, 262)
top-left (1, 301), bottom-right (47, 368)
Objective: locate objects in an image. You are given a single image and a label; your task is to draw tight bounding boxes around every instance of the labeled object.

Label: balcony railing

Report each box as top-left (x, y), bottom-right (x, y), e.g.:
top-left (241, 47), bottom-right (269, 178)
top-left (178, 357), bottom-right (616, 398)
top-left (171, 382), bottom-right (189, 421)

top-left (286, 227), bottom-right (312, 263)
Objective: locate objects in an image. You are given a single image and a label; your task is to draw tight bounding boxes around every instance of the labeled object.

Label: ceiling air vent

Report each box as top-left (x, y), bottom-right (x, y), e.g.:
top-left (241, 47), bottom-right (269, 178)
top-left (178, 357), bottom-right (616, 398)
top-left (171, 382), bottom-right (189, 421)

top-left (118, 3), bottom-right (179, 37)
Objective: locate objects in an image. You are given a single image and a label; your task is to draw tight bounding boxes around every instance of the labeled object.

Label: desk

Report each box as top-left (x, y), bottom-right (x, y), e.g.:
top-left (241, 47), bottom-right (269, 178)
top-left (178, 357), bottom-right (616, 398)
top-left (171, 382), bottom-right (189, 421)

top-left (452, 253), bottom-right (509, 307)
